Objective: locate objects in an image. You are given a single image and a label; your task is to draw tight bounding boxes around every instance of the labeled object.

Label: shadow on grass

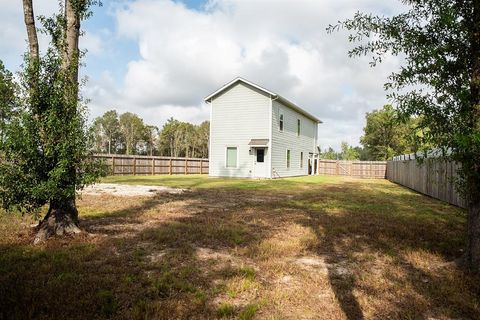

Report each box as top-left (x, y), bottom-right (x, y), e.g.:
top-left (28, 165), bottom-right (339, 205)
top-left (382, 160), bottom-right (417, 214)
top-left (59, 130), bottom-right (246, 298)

top-left (0, 189), bottom-right (276, 319)
top-left (0, 180), bottom-right (478, 319)
top-left (288, 183), bottom-right (477, 319)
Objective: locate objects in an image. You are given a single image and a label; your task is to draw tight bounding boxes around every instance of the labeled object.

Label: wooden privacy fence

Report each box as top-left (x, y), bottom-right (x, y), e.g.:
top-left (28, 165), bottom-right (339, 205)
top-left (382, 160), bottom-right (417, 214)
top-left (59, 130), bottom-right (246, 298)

top-left (386, 159), bottom-right (465, 208)
top-left (317, 160), bottom-right (387, 178)
top-left (94, 154), bottom-right (209, 175)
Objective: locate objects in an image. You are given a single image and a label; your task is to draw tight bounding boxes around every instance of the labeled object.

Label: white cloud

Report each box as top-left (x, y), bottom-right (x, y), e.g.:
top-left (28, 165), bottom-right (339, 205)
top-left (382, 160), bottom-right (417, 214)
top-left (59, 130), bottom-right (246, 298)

top-left (0, 0), bottom-right (107, 68)
top-left (91, 0), bottom-right (406, 149)
top-left (0, 0), bottom-right (408, 150)
top-left (0, 0), bottom-right (59, 69)
top-left (82, 31), bottom-right (104, 56)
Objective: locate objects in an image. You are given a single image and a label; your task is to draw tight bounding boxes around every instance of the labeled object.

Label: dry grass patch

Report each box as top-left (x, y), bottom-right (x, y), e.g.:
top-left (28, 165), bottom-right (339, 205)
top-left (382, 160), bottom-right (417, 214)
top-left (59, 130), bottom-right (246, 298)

top-left (0, 175), bottom-right (479, 320)
top-left (249, 223), bottom-right (317, 259)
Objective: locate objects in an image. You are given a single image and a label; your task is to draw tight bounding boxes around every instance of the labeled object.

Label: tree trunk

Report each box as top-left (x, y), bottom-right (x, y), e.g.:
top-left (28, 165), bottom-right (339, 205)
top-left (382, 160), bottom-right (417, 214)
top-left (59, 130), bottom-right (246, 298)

top-left (34, 199), bottom-right (81, 244)
top-left (466, 200), bottom-right (480, 272)
top-left (33, 0), bottom-right (83, 244)
top-left (465, 0), bottom-right (480, 272)
top-left (22, 0), bottom-right (39, 61)
top-left (63, 0), bottom-right (80, 82)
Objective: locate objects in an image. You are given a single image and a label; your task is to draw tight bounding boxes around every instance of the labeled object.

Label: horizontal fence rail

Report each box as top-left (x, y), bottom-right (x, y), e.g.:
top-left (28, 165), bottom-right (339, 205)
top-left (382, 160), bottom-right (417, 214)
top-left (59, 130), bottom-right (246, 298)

top-left (386, 159), bottom-right (465, 208)
top-left (318, 160), bottom-right (387, 179)
top-left (94, 154), bottom-right (209, 176)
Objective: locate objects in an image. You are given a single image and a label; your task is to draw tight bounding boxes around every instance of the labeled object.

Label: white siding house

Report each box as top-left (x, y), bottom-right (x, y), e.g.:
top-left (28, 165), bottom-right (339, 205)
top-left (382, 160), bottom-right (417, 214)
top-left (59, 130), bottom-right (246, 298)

top-left (205, 77), bottom-right (321, 178)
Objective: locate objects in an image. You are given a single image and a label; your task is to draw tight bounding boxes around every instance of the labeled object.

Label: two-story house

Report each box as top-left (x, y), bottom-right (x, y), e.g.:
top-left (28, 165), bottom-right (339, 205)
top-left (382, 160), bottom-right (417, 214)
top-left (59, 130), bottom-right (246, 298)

top-left (205, 77), bottom-right (321, 178)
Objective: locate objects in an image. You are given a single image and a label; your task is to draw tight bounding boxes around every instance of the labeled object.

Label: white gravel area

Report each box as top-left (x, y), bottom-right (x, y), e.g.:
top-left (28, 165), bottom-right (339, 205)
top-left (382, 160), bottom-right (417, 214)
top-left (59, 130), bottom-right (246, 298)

top-left (81, 183), bottom-right (186, 197)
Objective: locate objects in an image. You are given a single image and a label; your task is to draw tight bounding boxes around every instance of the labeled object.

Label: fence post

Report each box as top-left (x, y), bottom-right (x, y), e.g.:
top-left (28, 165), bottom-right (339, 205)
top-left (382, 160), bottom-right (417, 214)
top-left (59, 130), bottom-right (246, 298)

top-left (185, 159), bottom-right (188, 175)
top-left (133, 157), bottom-right (136, 176)
top-left (111, 156), bottom-right (115, 175)
top-left (335, 161), bottom-right (339, 176)
top-left (151, 157), bottom-right (155, 175)
top-left (200, 159), bottom-right (203, 174)
top-left (169, 159), bottom-right (172, 175)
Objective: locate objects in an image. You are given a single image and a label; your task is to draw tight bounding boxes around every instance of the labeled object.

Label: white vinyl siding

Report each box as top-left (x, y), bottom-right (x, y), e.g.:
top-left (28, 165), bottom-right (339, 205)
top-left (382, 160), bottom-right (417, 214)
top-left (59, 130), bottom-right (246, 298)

top-left (271, 99), bottom-right (317, 177)
top-left (209, 82), bottom-right (271, 178)
top-left (208, 79), bottom-right (318, 179)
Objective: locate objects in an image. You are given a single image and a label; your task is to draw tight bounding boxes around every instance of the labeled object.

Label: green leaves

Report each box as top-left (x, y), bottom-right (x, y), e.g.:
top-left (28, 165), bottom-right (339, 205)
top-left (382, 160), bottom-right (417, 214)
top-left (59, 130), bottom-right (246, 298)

top-left (359, 105), bottom-right (428, 160)
top-left (332, 0), bottom-right (480, 199)
top-left (0, 44), bottom-right (102, 213)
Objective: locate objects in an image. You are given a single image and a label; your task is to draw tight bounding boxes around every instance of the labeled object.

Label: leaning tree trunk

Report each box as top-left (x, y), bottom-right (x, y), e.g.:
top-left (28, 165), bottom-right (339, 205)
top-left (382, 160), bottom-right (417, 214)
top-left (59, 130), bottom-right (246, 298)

top-left (465, 0), bottom-right (480, 272)
top-left (34, 199), bottom-right (81, 244)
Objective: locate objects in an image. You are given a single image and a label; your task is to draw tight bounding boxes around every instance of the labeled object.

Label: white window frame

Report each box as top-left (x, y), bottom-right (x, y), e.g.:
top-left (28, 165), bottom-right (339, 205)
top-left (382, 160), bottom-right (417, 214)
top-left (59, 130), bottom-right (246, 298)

top-left (225, 146), bottom-right (239, 169)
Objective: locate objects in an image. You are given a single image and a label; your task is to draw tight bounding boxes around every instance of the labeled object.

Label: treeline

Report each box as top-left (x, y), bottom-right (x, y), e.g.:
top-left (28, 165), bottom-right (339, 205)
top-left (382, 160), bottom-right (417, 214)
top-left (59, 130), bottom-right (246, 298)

top-left (321, 105), bottom-right (429, 161)
top-left (320, 142), bottom-right (367, 160)
top-left (92, 110), bottom-right (209, 158)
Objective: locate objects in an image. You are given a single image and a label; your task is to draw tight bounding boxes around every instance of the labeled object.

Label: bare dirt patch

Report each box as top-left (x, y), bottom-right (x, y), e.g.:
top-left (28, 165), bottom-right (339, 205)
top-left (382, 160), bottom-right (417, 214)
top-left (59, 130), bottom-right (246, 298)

top-left (81, 183), bottom-right (185, 197)
top-left (295, 256), bottom-right (352, 276)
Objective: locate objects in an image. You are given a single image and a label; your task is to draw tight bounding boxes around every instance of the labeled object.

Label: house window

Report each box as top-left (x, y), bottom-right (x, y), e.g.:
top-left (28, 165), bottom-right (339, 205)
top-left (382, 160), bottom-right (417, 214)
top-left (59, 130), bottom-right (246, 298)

top-left (279, 113), bottom-right (284, 132)
top-left (226, 147), bottom-right (237, 168)
top-left (286, 149), bottom-right (291, 168)
top-left (300, 152), bottom-right (303, 168)
top-left (297, 119), bottom-right (301, 136)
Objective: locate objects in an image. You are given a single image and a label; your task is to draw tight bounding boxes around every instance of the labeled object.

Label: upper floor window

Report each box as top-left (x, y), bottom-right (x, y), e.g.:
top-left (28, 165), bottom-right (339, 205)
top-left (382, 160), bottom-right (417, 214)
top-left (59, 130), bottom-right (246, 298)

top-left (297, 119), bottom-right (301, 136)
top-left (300, 152), bottom-right (303, 168)
top-left (279, 113), bottom-right (284, 132)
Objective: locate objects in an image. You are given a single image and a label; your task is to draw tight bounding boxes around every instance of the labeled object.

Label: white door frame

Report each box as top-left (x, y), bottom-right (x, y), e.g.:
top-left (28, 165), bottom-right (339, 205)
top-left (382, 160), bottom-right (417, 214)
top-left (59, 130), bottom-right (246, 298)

top-left (252, 147), bottom-right (268, 178)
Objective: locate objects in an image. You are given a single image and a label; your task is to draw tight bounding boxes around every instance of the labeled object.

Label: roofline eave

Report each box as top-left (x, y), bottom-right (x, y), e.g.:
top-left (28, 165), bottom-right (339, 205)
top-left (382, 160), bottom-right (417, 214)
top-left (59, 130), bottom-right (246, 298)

top-left (204, 77), bottom-right (323, 124)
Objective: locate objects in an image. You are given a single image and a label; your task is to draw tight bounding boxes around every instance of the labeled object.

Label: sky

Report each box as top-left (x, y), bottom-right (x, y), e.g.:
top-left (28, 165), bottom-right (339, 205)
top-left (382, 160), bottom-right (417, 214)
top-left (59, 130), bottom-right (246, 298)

top-left (0, 0), bottom-right (406, 150)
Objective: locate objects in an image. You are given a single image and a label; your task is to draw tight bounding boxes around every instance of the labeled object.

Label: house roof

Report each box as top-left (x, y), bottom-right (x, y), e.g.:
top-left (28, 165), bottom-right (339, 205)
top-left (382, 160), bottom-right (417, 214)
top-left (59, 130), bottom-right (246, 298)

top-left (204, 77), bottom-right (322, 123)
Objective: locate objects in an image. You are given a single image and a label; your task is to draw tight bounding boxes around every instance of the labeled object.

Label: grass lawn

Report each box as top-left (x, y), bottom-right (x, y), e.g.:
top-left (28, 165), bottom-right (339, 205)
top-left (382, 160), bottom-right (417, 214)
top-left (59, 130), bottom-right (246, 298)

top-left (1, 175), bottom-right (479, 320)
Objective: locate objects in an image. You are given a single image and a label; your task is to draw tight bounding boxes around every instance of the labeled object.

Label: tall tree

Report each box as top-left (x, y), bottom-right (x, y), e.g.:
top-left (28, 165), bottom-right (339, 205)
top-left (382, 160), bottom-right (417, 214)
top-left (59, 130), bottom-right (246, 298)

top-left (144, 125), bottom-right (159, 156)
top-left (0, 0), bottom-right (101, 244)
top-left (93, 110), bottom-right (121, 154)
top-left (340, 142), bottom-right (360, 160)
top-left (158, 118), bottom-right (181, 157)
top-left (330, 0), bottom-right (480, 271)
top-left (361, 105), bottom-right (408, 160)
top-left (119, 112), bottom-right (145, 155)
top-left (320, 147), bottom-right (340, 160)
top-left (196, 121), bottom-right (210, 158)
top-left (157, 118), bottom-right (210, 158)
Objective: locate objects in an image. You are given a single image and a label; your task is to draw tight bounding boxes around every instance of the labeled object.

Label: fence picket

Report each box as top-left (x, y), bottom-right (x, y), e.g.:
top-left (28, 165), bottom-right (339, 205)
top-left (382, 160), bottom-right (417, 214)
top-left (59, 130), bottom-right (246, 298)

top-left (386, 159), bottom-right (465, 208)
top-left (94, 154), bottom-right (209, 176)
top-left (317, 160), bottom-right (387, 179)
